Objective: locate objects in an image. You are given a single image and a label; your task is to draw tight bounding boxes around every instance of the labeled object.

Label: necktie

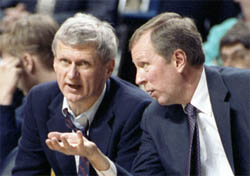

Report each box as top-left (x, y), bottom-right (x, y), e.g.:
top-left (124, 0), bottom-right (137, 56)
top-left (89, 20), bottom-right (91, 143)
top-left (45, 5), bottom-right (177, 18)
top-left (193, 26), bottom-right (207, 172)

top-left (184, 104), bottom-right (201, 176)
top-left (63, 109), bottom-right (90, 176)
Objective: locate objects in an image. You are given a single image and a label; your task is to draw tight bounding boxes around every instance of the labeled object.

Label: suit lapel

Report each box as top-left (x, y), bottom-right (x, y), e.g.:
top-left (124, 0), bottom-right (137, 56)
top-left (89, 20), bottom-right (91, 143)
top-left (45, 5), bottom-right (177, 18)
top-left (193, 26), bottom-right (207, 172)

top-left (47, 92), bottom-right (77, 175)
top-left (47, 92), bottom-right (70, 133)
top-left (164, 104), bottom-right (190, 175)
top-left (205, 66), bottom-right (234, 172)
top-left (89, 79), bottom-right (114, 155)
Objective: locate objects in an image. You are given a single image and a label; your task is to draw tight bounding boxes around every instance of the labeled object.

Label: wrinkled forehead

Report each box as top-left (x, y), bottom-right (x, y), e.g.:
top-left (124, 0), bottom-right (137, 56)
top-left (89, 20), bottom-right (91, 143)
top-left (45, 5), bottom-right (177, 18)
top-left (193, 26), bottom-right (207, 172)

top-left (56, 40), bottom-right (96, 52)
top-left (54, 41), bottom-right (100, 62)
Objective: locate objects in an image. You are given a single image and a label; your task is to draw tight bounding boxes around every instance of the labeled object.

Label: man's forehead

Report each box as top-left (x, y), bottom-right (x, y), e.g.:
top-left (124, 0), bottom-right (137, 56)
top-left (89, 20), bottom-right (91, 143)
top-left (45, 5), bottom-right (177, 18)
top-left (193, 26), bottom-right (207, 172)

top-left (56, 41), bottom-right (98, 56)
top-left (1, 52), bottom-right (18, 60)
top-left (132, 32), bottom-right (153, 52)
top-left (138, 31), bottom-right (152, 44)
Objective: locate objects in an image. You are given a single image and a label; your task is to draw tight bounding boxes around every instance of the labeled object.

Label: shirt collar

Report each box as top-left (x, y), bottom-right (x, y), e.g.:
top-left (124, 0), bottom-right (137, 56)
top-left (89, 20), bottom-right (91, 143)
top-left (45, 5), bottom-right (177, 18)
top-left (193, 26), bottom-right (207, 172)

top-left (62, 83), bottom-right (106, 127)
top-left (190, 67), bottom-right (212, 115)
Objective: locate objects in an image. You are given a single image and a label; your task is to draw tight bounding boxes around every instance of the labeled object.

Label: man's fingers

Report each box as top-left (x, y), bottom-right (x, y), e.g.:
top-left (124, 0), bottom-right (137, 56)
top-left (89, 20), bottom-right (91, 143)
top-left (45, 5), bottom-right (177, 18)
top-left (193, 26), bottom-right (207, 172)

top-left (45, 139), bottom-right (54, 150)
top-left (51, 137), bottom-right (62, 148)
top-left (76, 130), bottom-right (84, 145)
top-left (0, 57), bottom-right (21, 67)
top-left (45, 137), bottom-right (62, 151)
top-left (46, 131), bottom-right (91, 156)
top-left (61, 135), bottom-right (72, 148)
top-left (48, 132), bottom-right (62, 140)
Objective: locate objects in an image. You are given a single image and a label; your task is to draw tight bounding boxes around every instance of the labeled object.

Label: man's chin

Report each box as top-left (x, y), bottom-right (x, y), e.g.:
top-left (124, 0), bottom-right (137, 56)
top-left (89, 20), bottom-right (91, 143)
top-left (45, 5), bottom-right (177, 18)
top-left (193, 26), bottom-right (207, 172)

top-left (156, 97), bottom-right (171, 106)
top-left (65, 95), bottom-right (83, 104)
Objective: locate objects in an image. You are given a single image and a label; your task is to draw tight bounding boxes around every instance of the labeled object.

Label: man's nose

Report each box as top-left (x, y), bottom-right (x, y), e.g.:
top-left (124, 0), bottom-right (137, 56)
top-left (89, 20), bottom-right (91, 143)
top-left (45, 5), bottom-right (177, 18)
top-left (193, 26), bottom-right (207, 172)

top-left (68, 63), bottom-right (79, 79)
top-left (135, 70), bottom-right (145, 85)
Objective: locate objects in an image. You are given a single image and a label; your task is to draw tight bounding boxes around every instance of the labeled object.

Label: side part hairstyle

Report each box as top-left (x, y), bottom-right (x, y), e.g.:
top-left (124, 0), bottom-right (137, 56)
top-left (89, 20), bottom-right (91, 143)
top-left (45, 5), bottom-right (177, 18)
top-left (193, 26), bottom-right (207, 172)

top-left (129, 12), bottom-right (205, 66)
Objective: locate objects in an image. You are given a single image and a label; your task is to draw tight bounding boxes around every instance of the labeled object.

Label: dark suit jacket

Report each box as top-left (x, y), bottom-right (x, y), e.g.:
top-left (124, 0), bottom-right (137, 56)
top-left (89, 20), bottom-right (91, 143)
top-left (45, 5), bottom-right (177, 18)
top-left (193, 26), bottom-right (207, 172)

top-left (12, 76), bottom-right (152, 176)
top-left (0, 90), bottom-right (24, 169)
top-left (126, 66), bottom-right (249, 176)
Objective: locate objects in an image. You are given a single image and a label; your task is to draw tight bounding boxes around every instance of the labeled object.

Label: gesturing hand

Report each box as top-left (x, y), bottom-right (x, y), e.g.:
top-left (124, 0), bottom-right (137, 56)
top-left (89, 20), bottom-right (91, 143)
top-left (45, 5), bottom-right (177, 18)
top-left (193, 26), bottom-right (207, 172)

top-left (46, 131), bottom-right (110, 171)
top-left (46, 131), bottom-right (96, 157)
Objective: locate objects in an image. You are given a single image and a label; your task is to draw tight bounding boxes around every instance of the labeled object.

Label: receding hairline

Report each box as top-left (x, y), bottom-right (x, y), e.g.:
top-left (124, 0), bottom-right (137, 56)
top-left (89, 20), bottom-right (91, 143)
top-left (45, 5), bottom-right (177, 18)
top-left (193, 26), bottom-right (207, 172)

top-left (129, 12), bottom-right (182, 50)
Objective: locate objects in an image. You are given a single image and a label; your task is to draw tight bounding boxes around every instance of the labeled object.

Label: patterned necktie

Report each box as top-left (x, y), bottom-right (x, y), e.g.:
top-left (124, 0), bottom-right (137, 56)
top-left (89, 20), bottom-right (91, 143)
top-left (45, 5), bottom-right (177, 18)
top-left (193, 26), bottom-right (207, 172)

top-left (63, 109), bottom-right (90, 176)
top-left (184, 104), bottom-right (201, 176)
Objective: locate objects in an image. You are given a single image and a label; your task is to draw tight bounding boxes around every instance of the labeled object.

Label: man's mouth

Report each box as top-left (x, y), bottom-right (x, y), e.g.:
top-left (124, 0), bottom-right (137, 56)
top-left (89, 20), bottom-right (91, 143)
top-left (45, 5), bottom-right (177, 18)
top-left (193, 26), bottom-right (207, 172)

top-left (146, 90), bottom-right (154, 96)
top-left (67, 84), bottom-right (82, 89)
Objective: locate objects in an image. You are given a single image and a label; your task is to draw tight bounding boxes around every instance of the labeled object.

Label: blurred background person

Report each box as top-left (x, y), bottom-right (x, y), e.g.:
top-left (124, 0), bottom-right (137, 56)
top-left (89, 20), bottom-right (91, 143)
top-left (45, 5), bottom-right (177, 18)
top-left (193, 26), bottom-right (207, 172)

top-left (203, 0), bottom-right (250, 66)
top-left (0, 14), bottom-right (58, 172)
top-left (219, 21), bottom-right (250, 68)
top-left (0, 0), bottom-right (118, 33)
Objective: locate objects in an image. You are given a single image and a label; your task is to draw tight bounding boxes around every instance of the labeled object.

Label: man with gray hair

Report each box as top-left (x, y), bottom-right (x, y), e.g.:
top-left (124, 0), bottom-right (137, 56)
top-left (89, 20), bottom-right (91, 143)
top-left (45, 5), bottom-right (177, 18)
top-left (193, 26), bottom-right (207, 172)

top-left (12, 13), bottom-right (152, 175)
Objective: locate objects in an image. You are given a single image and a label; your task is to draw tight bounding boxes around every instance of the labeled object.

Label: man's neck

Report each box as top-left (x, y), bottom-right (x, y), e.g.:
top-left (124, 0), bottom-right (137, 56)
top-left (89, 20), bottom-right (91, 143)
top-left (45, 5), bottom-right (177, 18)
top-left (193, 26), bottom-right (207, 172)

top-left (68, 97), bottom-right (99, 116)
top-left (68, 85), bottom-right (105, 116)
top-left (37, 69), bottom-right (56, 83)
top-left (181, 65), bottom-right (203, 105)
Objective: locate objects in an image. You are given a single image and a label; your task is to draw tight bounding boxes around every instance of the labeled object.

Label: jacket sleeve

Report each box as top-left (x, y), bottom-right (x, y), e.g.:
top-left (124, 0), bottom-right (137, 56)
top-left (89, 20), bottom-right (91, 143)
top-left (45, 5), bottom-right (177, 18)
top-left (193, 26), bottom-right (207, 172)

top-left (0, 105), bottom-right (21, 167)
top-left (114, 100), bottom-right (151, 171)
top-left (12, 92), bottom-right (51, 176)
top-left (132, 111), bottom-right (166, 176)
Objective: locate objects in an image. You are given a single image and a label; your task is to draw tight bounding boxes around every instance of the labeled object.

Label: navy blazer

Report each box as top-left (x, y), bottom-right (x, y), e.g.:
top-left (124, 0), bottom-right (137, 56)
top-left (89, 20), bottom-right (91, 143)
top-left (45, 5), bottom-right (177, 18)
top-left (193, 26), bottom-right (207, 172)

top-left (0, 90), bottom-right (24, 168)
top-left (12, 76), bottom-right (152, 175)
top-left (122, 66), bottom-right (250, 176)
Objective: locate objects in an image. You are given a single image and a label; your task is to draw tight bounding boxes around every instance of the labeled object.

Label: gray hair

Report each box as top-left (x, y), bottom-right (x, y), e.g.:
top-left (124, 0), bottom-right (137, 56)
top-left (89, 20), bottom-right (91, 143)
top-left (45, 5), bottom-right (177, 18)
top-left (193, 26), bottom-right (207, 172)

top-left (52, 13), bottom-right (118, 63)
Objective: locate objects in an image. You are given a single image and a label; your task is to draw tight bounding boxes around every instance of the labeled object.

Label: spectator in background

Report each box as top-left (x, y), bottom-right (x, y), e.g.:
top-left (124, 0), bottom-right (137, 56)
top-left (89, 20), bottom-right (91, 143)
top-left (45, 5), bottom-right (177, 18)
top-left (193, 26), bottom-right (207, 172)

top-left (0, 14), bottom-right (58, 169)
top-left (0, 0), bottom-right (118, 32)
top-left (203, 0), bottom-right (250, 66)
top-left (117, 0), bottom-right (239, 85)
top-left (219, 21), bottom-right (250, 68)
top-left (157, 0), bottom-right (240, 41)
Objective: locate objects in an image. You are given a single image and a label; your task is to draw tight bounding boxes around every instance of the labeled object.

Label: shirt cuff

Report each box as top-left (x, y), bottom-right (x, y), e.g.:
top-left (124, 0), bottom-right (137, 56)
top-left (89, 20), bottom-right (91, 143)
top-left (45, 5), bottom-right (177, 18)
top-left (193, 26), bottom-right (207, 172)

top-left (94, 157), bottom-right (117, 176)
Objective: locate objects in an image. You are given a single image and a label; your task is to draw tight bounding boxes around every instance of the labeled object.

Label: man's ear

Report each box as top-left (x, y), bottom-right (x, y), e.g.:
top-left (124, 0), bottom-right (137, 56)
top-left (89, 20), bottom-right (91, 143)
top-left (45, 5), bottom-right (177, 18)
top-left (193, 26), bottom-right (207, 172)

top-left (171, 49), bottom-right (187, 73)
top-left (53, 57), bottom-right (57, 72)
top-left (22, 53), bottom-right (34, 74)
top-left (105, 59), bottom-right (115, 78)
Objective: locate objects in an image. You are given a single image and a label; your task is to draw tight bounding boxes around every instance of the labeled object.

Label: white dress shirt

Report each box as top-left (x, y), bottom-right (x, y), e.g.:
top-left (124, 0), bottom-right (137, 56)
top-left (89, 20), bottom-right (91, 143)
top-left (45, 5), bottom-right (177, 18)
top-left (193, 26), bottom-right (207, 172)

top-left (190, 68), bottom-right (234, 176)
top-left (62, 84), bottom-right (117, 175)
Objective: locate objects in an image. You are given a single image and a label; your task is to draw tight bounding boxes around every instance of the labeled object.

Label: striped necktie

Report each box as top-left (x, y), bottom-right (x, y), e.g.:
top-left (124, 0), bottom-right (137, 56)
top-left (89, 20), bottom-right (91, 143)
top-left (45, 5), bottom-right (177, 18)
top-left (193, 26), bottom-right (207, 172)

top-left (184, 103), bottom-right (201, 176)
top-left (63, 109), bottom-right (90, 176)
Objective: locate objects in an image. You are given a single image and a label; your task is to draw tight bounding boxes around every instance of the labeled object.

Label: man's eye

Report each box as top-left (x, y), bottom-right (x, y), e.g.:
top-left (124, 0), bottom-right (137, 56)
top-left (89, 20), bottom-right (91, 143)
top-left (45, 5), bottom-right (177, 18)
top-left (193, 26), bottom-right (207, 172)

top-left (138, 62), bottom-right (148, 68)
top-left (144, 63), bottom-right (149, 68)
top-left (142, 63), bottom-right (149, 69)
top-left (60, 59), bottom-right (70, 65)
top-left (77, 61), bottom-right (90, 66)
